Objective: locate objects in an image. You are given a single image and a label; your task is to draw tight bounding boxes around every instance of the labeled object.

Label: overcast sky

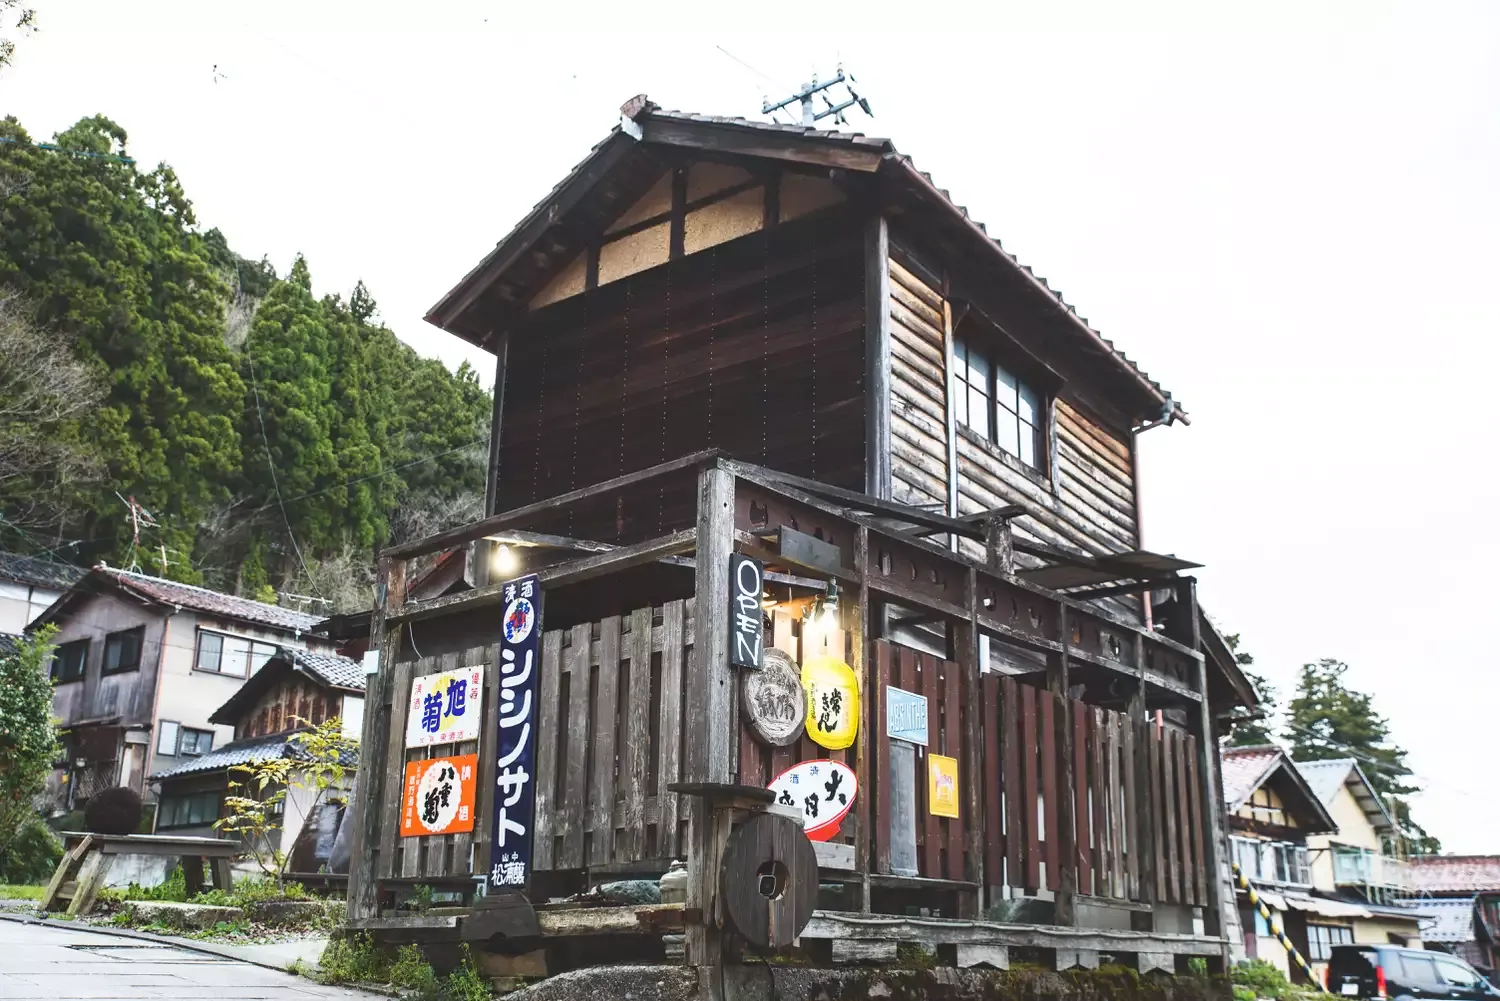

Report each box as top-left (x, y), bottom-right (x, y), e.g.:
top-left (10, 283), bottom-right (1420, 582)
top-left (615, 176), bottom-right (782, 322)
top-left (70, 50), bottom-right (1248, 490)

top-left (6, 1), bottom-right (1498, 851)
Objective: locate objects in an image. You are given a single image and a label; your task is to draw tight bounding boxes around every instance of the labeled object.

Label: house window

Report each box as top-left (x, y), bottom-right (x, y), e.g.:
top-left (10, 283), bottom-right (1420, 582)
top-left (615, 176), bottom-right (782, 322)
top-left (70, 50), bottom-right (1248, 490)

top-left (195, 630), bottom-right (280, 678)
top-left (102, 627), bottom-right (144, 674)
top-left (952, 338), bottom-right (1044, 471)
top-left (178, 728), bottom-right (214, 757)
top-left (157, 791), bottom-right (219, 829)
top-left (1308, 923), bottom-right (1354, 961)
top-left (156, 721), bottom-right (181, 756)
top-left (50, 639), bottom-right (89, 683)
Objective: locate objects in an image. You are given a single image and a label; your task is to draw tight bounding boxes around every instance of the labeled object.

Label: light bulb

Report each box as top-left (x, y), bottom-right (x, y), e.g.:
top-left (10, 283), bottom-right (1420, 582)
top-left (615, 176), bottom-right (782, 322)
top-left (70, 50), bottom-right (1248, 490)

top-left (492, 544), bottom-right (520, 577)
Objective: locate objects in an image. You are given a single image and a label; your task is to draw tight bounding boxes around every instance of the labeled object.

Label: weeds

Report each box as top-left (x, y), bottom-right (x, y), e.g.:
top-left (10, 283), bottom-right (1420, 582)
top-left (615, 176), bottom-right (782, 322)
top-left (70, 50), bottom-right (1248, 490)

top-left (312, 936), bottom-right (492, 999)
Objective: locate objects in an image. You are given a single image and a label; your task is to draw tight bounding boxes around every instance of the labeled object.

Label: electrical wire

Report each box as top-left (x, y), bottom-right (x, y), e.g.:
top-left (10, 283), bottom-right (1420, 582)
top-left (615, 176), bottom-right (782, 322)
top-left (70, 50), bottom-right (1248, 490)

top-left (244, 350), bottom-right (319, 599)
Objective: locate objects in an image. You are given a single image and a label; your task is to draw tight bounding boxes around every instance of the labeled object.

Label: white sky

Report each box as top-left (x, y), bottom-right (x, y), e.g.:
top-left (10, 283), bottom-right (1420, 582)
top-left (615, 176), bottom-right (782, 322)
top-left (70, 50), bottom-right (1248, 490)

top-left (6, 1), bottom-right (1498, 851)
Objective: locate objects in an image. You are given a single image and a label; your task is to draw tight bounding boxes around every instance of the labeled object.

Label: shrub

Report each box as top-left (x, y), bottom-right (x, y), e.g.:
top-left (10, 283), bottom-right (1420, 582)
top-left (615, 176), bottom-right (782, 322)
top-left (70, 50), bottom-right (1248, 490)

top-left (84, 787), bottom-right (142, 835)
top-left (1232, 958), bottom-right (1321, 1001)
top-left (0, 815), bottom-right (61, 883)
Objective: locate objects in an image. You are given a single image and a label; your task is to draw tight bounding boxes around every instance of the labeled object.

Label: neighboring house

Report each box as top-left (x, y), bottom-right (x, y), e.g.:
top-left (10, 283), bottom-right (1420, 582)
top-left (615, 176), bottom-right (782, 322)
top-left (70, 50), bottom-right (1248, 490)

top-left (1406, 856), bottom-right (1500, 974)
top-left (150, 647), bottom-right (363, 874)
top-left (0, 552), bottom-right (83, 634)
top-left (1296, 759), bottom-right (1427, 971)
top-left (1222, 745), bottom-right (1339, 981)
top-left (30, 565), bottom-right (333, 812)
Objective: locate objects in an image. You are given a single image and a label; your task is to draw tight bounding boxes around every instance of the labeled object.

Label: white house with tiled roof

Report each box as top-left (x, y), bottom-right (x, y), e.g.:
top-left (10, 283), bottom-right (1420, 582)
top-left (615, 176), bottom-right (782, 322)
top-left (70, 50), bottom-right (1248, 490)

top-left (30, 565), bottom-right (338, 816)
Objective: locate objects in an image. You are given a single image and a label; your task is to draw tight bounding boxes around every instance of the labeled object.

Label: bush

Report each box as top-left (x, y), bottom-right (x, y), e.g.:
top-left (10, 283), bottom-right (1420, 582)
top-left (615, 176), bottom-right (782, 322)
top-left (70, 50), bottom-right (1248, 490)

top-left (313, 936), bottom-right (493, 999)
top-left (84, 787), bottom-right (142, 835)
top-left (0, 815), bottom-right (62, 883)
top-left (1232, 958), bottom-right (1322, 1001)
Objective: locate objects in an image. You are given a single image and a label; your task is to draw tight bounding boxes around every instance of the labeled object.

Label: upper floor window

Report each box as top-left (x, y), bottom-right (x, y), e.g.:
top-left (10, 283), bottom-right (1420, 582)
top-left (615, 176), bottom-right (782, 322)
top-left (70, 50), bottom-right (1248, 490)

top-left (102, 627), bottom-right (144, 675)
top-left (50, 638), bottom-right (89, 684)
top-left (178, 727), bottom-right (214, 756)
top-left (952, 338), bottom-right (1044, 471)
top-left (195, 630), bottom-right (280, 678)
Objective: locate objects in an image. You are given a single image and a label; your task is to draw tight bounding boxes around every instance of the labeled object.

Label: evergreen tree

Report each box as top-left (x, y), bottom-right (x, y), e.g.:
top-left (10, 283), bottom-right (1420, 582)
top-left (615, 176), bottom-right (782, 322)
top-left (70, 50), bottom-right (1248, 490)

top-left (1287, 659), bottom-right (1440, 854)
top-left (1224, 633), bottom-right (1280, 747)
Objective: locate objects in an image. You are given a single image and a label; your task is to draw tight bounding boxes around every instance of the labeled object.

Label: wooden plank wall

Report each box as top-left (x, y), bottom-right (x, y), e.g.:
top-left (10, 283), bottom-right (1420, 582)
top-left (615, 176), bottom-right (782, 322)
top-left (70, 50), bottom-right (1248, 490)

top-left (499, 213), bottom-right (868, 531)
top-left (870, 641), bottom-right (968, 883)
top-left (378, 644), bottom-right (492, 881)
top-left (887, 258), bottom-right (950, 511)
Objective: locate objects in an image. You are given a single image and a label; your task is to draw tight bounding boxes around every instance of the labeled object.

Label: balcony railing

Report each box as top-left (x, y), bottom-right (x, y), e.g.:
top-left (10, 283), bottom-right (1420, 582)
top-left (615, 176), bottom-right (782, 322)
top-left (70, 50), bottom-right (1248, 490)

top-left (1332, 846), bottom-right (1412, 893)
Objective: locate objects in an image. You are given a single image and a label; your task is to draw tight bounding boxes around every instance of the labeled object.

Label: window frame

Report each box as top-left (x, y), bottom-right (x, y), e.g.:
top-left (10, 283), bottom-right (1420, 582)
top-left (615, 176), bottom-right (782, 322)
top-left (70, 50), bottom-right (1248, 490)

top-left (1308, 923), bottom-right (1354, 961)
top-left (177, 727), bottom-right (215, 757)
top-left (156, 720), bottom-right (181, 757)
top-left (101, 626), bottom-right (145, 675)
top-left (50, 638), bottom-right (90, 684)
top-left (193, 628), bottom-right (281, 679)
top-left (157, 791), bottom-right (221, 829)
top-left (951, 335), bottom-right (1048, 478)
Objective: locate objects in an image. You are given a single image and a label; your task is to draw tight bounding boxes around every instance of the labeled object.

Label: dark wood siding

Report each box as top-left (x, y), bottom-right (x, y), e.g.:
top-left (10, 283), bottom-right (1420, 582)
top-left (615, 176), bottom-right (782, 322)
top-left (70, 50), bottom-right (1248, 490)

top-left (887, 257), bottom-right (949, 511)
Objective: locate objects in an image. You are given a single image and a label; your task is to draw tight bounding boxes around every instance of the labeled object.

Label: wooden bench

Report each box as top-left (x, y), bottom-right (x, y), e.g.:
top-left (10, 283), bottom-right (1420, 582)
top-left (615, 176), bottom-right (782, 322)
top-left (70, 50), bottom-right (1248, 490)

top-left (41, 833), bottom-right (242, 916)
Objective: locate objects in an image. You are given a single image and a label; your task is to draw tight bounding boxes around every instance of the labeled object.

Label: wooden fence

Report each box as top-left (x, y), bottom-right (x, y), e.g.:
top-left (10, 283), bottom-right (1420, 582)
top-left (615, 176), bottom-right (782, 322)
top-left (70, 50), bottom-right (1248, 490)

top-left (376, 608), bottom-right (1210, 914)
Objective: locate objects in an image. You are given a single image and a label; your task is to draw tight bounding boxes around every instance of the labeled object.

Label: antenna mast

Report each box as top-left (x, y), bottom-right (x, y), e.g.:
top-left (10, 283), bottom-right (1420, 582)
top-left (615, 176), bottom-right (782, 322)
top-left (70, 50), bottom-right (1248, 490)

top-left (762, 66), bottom-right (873, 128)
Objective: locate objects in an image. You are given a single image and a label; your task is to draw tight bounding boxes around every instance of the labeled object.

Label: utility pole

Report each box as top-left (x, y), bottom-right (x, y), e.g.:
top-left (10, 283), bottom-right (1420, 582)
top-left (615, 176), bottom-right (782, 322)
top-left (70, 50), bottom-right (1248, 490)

top-left (762, 66), bottom-right (873, 127)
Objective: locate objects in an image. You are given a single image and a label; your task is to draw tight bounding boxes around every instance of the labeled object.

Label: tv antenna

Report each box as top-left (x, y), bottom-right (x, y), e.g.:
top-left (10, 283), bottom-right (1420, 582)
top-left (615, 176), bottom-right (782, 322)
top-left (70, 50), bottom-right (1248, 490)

top-left (761, 66), bottom-right (873, 128)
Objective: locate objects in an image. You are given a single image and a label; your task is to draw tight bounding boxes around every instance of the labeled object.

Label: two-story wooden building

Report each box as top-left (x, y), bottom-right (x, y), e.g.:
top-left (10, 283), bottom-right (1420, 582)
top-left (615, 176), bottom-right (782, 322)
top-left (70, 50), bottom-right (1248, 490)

top-left (344, 98), bottom-right (1259, 985)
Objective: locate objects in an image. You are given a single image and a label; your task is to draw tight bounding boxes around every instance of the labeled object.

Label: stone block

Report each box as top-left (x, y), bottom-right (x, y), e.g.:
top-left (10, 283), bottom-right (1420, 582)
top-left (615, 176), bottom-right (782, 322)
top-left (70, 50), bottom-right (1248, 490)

top-left (1138, 952), bottom-right (1176, 974)
top-left (123, 901), bottom-right (243, 930)
top-left (956, 943), bottom-right (1009, 969)
top-left (1055, 947), bottom-right (1100, 971)
top-left (244, 899), bottom-right (328, 925)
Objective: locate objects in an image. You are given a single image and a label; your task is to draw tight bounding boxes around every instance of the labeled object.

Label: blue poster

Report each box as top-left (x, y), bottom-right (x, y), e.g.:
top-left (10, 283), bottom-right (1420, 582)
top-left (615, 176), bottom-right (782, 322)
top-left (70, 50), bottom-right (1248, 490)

top-left (488, 573), bottom-right (542, 891)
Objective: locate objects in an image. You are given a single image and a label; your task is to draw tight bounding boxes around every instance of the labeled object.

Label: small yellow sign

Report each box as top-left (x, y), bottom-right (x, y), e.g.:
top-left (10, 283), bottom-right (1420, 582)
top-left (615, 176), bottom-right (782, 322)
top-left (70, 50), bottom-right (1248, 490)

top-left (802, 656), bottom-right (860, 751)
top-left (928, 753), bottom-right (960, 819)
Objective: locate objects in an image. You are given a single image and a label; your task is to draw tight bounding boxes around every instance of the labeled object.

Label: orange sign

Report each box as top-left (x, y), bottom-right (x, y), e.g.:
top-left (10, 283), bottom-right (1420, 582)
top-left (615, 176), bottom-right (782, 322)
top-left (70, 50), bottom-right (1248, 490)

top-left (400, 754), bottom-right (478, 837)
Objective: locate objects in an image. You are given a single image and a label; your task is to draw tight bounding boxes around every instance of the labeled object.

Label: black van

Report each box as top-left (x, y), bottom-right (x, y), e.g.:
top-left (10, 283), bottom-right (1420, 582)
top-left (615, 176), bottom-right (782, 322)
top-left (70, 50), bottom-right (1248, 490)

top-left (1328, 946), bottom-right (1498, 1001)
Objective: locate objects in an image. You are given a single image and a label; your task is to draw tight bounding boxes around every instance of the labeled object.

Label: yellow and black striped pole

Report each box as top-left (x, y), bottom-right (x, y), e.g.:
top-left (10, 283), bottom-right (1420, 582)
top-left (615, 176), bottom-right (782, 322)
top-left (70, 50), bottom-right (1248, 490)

top-left (1232, 862), bottom-right (1326, 991)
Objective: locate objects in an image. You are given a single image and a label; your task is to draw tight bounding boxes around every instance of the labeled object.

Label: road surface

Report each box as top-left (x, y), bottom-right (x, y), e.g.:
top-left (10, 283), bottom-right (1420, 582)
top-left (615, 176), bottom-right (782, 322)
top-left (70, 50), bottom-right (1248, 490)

top-left (0, 918), bottom-right (383, 999)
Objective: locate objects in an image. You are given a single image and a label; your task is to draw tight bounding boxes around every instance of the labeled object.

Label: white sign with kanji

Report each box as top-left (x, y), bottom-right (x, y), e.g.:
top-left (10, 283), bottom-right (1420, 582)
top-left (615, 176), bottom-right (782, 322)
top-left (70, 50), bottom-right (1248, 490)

top-left (404, 666), bottom-right (483, 748)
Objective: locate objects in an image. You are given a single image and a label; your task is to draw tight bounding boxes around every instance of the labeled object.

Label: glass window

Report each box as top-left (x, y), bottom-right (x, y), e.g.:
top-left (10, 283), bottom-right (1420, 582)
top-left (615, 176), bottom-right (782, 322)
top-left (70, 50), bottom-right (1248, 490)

top-left (951, 337), bottom-right (1044, 472)
top-left (102, 627), bottom-right (143, 674)
top-left (1437, 959), bottom-right (1481, 988)
top-left (1309, 924), bottom-right (1355, 961)
top-left (1401, 955), bottom-right (1441, 986)
top-left (156, 721), bottom-right (180, 756)
top-left (195, 631), bottom-right (223, 673)
top-left (196, 630), bottom-right (282, 677)
top-left (158, 792), bottom-right (219, 829)
top-left (50, 639), bottom-right (89, 683)
top-left (178, 728), bottom-right (214, 756)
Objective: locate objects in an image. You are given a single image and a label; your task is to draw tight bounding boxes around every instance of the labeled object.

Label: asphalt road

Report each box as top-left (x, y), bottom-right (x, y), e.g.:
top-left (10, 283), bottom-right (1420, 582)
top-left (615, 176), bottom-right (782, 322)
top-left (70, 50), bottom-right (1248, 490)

top-left (0, 919), bottom-right (384, 1000)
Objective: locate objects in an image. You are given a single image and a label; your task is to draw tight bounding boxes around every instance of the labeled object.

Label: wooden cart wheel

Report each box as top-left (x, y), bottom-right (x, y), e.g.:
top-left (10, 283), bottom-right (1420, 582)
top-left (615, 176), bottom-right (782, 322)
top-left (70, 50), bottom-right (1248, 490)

top-left (718, 811), bottom-right (818, 951)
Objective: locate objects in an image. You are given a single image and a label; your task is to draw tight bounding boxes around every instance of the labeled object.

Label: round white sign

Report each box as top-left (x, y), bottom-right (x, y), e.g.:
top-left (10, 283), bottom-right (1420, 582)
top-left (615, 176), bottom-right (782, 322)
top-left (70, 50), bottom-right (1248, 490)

top-left (414, 759), bottom-right (461, 833)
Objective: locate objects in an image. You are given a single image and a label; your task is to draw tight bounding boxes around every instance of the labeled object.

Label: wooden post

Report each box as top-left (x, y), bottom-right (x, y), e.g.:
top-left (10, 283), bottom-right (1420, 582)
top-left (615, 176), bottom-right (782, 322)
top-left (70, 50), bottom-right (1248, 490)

top-left (957, 567), bottom-right (985, 918)
top-left (853, 525), bottom-right (873, 913)
top-left (1178, 578), bottom-right (1227, 943)
top-left (484, 331), bottom-right (509, 518)
top-left (1047, 604), bottom-right (1077, 926)
top-left (1129, 633), bottom-right (1156, 929)
top-left (684, 463), bottom-right (736, 976)
top-left (864, 216), bottom-right (892, 500)
top-left (347, 556), bottom-right (406, 922)
top-left (984, 516), bottom-right (1014, 575)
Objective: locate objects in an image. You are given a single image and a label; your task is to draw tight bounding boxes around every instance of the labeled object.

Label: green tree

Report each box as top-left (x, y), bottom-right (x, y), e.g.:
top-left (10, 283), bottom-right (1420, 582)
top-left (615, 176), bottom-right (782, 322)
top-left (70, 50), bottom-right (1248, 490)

top-left (0, 626), bottom-right (59, 869)
top-left (1224, 633), bottom-right (1280, 747)
top-left (0, 1), bottom-right (36, 71)
top-left (1287, 658), bottom-right (1439, 853)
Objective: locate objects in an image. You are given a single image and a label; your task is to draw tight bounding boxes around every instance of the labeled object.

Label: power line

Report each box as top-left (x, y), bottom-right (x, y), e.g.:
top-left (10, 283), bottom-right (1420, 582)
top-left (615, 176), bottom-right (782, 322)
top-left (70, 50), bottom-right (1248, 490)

top-left (244, 350), bottom-right (319, 599)
top-left (0, 135), bottom-right (136, 165)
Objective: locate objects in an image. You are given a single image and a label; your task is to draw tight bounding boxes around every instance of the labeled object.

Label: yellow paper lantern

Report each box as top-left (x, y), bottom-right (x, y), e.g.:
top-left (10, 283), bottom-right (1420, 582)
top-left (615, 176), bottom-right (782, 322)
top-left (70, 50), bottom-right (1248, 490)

top-left (802, 655), bottom-right (859, 750)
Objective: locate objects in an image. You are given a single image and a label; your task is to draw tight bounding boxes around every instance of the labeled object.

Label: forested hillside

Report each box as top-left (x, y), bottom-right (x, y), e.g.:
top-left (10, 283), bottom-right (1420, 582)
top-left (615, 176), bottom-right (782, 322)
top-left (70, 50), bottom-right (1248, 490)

top-left (0, 115), bottom-right (491, 610)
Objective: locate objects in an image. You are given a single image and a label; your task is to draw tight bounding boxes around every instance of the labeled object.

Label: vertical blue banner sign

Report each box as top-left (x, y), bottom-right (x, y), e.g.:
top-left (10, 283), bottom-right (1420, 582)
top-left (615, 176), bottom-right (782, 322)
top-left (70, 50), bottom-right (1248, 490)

top-left (488, 573), bottom-right (542, 891)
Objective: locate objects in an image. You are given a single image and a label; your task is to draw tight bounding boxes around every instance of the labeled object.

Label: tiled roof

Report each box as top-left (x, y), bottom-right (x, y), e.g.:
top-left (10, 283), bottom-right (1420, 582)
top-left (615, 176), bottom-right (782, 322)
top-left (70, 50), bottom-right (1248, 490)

top-left (0, 552), bottom-right (84, 591)
top-left (1294, 757), bottom-right (1393, 832)
top-left (1409, 856), bottom-right (1500, 895)
top-left (289, 649), bottom-right (365, 692)
top-left (1222, 745), bottom-right (1282, 809)
top-left (0, 633), bottom-right (19, 658)
top-left (97, 567), bottom-right (323, 633)
top-left (151, 728), bottom-right (359, 781)
top-left (1410, 897), bottom-right (1478, 942)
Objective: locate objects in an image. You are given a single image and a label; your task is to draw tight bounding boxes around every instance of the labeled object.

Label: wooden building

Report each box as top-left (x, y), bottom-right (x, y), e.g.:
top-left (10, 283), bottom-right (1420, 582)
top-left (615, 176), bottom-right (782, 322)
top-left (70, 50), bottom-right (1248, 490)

top-left (345, 98), bottom-right (1259, 982)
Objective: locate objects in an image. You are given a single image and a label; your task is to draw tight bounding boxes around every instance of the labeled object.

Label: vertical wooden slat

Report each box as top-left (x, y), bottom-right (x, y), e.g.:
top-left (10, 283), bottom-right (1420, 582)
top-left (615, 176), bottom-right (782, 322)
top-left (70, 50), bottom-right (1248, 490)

top-left (1161, 726), bottom-right (1181, 904)
top-left (852, 527), bottom-right (872, 894)
top-left (1089, 708), bottom-right (1107, 891)
top-left (590, 616), bottom-right (622, 866)
top-left (1072, 700), bottom-right (1091, 895)
top-left (1122, 710), bottom-right (1139, 900)
top-left (982, 674), bottom-right (1004, 889)
top-left (1020, 683), bottom-right (1039, 892)
top-left (920, 651), bottom-right (942, 880)
top-left (624, 606), bottom-right (653, 861)
top-left (1108, 714), bottom-right (1125, 898)
top-left (432, 651), bottom-right (469, 877)
top-left (534, 630), bottom-right (563, 871)
top-left (1187, 734), bottom-right (1208, 907)
top-left (558, 624), bottom-right (591, 869)
top-left (1040, 692), bottom-right (1059, 892)
top-left (472, 643), bottom-right (501, 877)
top-left (1148, 722), bottom-right (1166, 903)
top-left (378, 658), bottom-right (416, 879)
top-left (656, 600), bottom-right (686, 859)
top-left (943, 658), bottom-right (963, 882)
top-left (1002, 678), bottom-right (1022, 889)
top-left (1174, 729), bottom-right (1196, 905)
top-left (874, 641), bottom-right (893, 874)
top-left (348, 557), bottom-right (404, 922)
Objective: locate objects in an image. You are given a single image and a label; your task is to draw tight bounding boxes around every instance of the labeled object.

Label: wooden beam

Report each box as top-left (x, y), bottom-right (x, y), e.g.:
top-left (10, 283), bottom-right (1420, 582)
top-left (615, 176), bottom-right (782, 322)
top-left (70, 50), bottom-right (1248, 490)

top-left (1064, 577), bottom-right (1178, 601)
top-left (1048, 604), bottom-right (1078, 926)
top-left (669, 166), bottom-right (686, 260)
top-left (1180, 578), bottom-right (1227, 948)
top-left (799, 909), bottom-right (1228, 954)
top-left (728, 461), bottom-right (986, 540)
top-left (640, 117), bottom-right (885, 173)
top-left (865, 215), bottom-right (892, 500)
top-left (484, 332), bottom-right (509, 519)
top-left (383, 449), bottom-right (720, 559)
top-left (388, 530), bottom-right (698, 624)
